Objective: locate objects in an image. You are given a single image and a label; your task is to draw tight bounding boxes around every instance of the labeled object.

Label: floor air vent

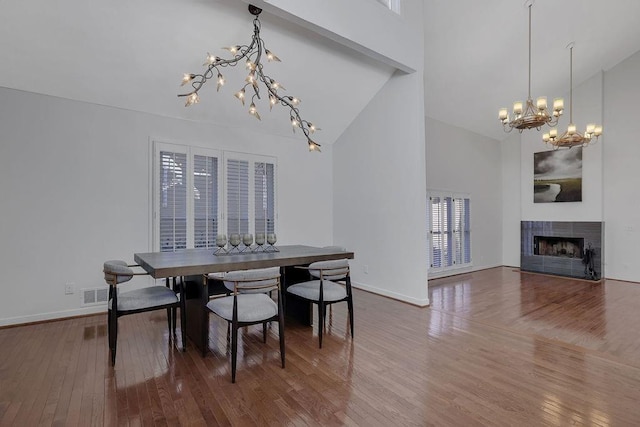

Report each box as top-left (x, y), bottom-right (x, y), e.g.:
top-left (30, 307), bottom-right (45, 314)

top-left (82, 287), bottom-right (109, 306)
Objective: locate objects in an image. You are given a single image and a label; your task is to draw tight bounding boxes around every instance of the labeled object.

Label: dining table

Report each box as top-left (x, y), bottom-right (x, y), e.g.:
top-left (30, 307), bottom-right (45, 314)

top-left (134, 245), bottom-right (354, 354)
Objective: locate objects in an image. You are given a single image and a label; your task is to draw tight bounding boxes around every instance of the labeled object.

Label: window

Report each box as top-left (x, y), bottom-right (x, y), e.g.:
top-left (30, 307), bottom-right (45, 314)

top-left (153, 142), bottom-right (276, 252)
top-left (427, 191), bottom-right (471, 273)
top-left (224, 154), bottom-right (277, 238)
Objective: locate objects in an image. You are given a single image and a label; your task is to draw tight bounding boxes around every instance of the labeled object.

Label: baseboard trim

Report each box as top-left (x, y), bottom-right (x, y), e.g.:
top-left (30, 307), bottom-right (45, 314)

top-left (0, 306), bottom-right (106, 328)
top-left (352, 282), bottom-right (430, 307)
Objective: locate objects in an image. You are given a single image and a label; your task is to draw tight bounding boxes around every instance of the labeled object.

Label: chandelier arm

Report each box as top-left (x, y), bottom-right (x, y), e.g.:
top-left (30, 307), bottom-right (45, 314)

top-left (178, 22), bottom-right (261, 98)
top-left (255, 66), bottom-right (319, 147)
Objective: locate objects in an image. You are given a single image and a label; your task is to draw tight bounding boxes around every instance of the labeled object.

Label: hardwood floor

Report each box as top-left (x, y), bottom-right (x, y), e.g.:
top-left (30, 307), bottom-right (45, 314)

top-left (2, 267), bottom-right (640, 426)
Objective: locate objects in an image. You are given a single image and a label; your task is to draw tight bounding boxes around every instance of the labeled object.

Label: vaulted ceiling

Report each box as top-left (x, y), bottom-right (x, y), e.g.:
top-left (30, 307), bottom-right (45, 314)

top-left (2, 0), bottom-right (640, 144)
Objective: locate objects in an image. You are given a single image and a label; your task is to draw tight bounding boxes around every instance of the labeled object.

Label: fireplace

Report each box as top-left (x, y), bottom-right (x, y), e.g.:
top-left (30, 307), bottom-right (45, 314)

top-left (521, 221), bottom-right (603, 280)
top-left (533, 236), bottom-right (583, 258)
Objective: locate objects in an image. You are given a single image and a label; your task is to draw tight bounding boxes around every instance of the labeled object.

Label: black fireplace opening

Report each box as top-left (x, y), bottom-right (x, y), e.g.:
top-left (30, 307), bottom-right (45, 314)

top-left (534, 236), bottom-right (584, 258)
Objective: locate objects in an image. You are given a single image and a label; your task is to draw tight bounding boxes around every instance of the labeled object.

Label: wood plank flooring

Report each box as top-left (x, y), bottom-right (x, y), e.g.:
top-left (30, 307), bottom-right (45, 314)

top-left (2, 267), bottom-right (640, 425)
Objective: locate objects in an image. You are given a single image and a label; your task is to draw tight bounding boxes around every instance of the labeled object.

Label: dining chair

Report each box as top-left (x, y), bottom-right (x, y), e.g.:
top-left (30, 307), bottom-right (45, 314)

top-left (103, 260), bottom-right (186, 366)
top-left (287, 259), bottom-right (353, 348)
top-left (205, 266), bottom-right (285, 383)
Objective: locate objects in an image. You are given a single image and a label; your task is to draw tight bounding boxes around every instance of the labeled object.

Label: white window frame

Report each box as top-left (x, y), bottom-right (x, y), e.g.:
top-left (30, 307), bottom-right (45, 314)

top-left (151, 141), bottom-right (277, 252)
top-left (427, 190), bottom-right (472, 274)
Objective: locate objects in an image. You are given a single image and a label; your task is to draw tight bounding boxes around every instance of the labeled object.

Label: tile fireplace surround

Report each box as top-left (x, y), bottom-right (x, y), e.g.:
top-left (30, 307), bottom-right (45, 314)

top-left (521, 221), bottom-right (603, 280)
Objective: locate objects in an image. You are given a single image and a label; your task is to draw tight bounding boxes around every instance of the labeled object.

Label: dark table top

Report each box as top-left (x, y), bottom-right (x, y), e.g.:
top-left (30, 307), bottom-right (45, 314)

top-left (134, 245), bottom-right (354, 279)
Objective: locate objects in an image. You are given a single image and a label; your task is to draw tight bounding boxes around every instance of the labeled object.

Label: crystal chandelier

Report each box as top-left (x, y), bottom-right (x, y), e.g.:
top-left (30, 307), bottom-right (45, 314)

top-left (499, 1), bottom-right (563, 132)
top-left (543, 43), bottom-right (603, 149)
top-left (179, 5), bottom-right (322, 152)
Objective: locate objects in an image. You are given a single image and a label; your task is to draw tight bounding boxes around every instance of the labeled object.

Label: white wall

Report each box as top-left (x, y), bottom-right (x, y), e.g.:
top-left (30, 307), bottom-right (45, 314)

top-left (333, 69), bottom-right (428, 306)
top-left (520, 72), bottom-right (604, 222)
top-left (425, 118), bottom-right (504, 275)
top-left (243, 0), bottom-right (420, 72)
top-left (603, 50), bottom-right (640, 282)
top-left (501, 131), bottom-right (522, 267)
top-left (0, 88), bottom-right (334, 326)
top-left (332, 0), bottom-right (427, 306)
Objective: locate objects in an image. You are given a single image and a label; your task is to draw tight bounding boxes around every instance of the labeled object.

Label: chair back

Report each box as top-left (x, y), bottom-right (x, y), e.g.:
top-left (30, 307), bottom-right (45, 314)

top-left (223, 267), bottom-right (281, 294)
top-left (104, 260), bottom-right (134, 285)
top-left (308, 259), bottom-right (350, 280)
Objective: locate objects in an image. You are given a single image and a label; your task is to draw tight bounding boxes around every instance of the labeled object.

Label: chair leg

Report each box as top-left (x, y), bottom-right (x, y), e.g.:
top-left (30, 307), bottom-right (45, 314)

top-left (108, 309), bottom-right (118, 366)
top-left (172, 307), bottom-right (177, 336)
top-left (278, 306), bottom-right (285, 369)
top-left (180, 306), bottom-right (186, 351)
top-left (262, 322), bottom-right (267, 343)
top-left (231, 321), bottom-right (238, 383)
top-left (166, 308), bottom-right (172, 339)
top-left (347, 297), bottom-right (354, 338)
top-left (317, 303), bottom-right (324, 348)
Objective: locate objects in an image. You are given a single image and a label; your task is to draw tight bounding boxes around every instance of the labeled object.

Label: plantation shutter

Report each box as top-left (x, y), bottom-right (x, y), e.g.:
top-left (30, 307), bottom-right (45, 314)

top-left (193, 154), bottom-right (219, 248)
top-left (463, 197), bottom-right (471, 263)
top-left (226, 158), bottom-right (250, 235)
top-left (254, 161), bottom-right (275, 236)
top-left (428, 191), bottom-right (472, 273)
top-left (159, 151), bottom-right (187, 252)
top-left (430, 196), bottom-right (442, 268)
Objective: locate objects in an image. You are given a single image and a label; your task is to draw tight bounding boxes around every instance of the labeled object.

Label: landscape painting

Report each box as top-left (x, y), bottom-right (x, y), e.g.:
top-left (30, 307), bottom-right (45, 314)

top-left (533, 147), bottom-right (582, 203)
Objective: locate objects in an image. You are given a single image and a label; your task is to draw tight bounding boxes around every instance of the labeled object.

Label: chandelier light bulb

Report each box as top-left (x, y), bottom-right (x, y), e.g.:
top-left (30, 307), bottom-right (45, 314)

top-left (308, 140), bottom-right (321, 152)
top-left (235, 88), bottom-right (246, 105)
top-left (513, 102), bottom-right (523, 115)
top-left (205, 53), bottom-right (218, 65)
top-left (249, 102), bottom-right (261, 120)
top-left (594, 125), bottom-right (603, 136)
top-left (223, 45), bottom-right (240, 55)
top-left (245, 60), bottom-right (256, 71)
top-left (499, 108), bottom-right (508, 121)
top-left (181, 73), bottom-right (194, 86)
top-left (567, 124), bottom-right (577, 135)
top-left (536, 97), bottom-right (547, 111)
top-left (185, 93), bottom-right (199, 106)
top-left (216, 73), bottom-right (225, 91)
top-left (265, 49), bottom-right (280, 62)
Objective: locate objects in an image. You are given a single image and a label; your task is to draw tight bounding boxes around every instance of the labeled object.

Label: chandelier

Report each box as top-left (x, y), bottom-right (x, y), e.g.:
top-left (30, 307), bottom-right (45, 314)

top-left (179, 5), bottom-right (322, 152)
top-left (542, 43), bottom-right (603, 149)
top-left (499, 1), bottom-right (563, 132)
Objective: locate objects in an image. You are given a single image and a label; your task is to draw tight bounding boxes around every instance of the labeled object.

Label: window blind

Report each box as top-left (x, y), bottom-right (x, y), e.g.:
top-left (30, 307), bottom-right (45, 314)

top-left (159, 151), bottom-right (187, 252)
top-left (428, 192), bottom-right (472, 273)
top-left (254, 162), bottom-right (275, 235)
top-left (193, 155), bottom-right (218, 248)
top-left (226, 158), bottom-right (250, 235)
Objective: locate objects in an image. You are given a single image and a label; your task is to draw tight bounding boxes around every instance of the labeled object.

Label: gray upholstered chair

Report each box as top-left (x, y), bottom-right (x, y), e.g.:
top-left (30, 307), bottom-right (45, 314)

top-left (205, 266), bottom-right (285, 383)
top-left (287, 259), bottom-right (353, 348)
top-left (103, 260), bottom-right (185, 366)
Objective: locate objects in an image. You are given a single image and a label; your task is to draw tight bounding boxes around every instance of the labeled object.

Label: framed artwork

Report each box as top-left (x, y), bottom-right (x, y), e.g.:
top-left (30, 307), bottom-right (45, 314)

top-left (533, 147), bottom-right (582, 203)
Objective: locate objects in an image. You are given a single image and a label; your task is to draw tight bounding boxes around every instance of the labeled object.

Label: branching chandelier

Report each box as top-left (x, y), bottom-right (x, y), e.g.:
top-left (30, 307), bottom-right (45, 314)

top-left (499, 1), bottom-right (563, 132)
top-left (543, 43), bottom-right (602, 149)
top-left (179, 4), bottom-right (322, 152)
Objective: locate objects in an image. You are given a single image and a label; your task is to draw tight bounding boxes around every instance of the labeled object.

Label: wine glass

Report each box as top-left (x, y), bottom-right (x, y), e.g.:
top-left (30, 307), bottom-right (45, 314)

top-left (214, 234), bottom-right (227, 255)
top-left (242, 233), bottom-right (253, 252)
top-left (255, 233), bottom-right (265, 251)
top-left (229, 233), bottom-right (241, 253)
top-left (266, 233), bottom-right (278, 252)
